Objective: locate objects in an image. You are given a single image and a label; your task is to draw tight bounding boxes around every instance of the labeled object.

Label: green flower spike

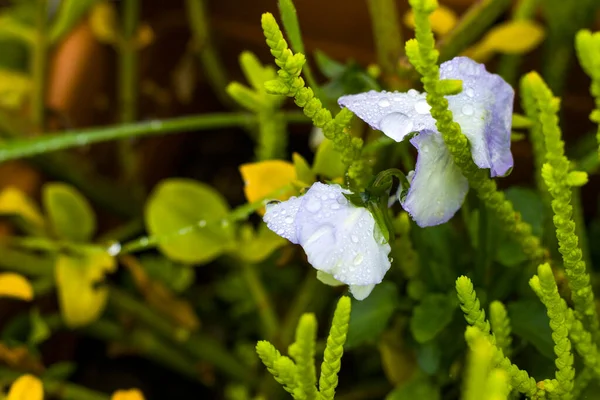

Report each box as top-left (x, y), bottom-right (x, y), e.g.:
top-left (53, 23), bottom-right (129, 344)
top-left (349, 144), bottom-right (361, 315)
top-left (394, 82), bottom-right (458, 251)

top-left (521, 72), bottom-right (599, 339)
top-left (575, 30), bottom-right (600, 159)
top-left (457, 277), bottom-right (539, 397)
top-left (405, 0), bottom-right (546, 263)
top-left (260, 12), bottom-right (369, 187)
top-left (529, 263), bottom-right (574, 398)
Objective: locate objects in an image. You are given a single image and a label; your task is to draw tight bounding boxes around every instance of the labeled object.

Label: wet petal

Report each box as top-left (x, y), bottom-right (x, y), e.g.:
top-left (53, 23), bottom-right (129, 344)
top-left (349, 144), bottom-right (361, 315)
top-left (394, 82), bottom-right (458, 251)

top-left (263, 196), bottom-right (303, 244)
top-left (349, 284), bottom-right (376, 300)
top-left (440, 56), bottom-right (514, 177)
top-left (338, 90), bottom-right (437, 142)
top-left (294, 182), bottom-right (391, 287)
top-left (401, 131), bottom-right (469, 227)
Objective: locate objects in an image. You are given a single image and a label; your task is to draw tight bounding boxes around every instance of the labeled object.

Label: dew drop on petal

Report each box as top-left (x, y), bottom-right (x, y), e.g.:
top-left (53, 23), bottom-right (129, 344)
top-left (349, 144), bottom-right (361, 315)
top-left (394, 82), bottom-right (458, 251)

top-left (465, 88), bottom-right (474, 97)
top-left (305, 196), bottom-right (322, 212)
top-left (351, 235), bottom-right (359, 243)
top-left (353, 254), bottom-right (364, 265)
top-left (284, 217), bottom-right (294, 224)
top-left (331, 204), bottom-right (340, 210)
top-left (380, 112), bottom-right (414, 142)
top-left (378, 99), bottom-right (391, 108)
top-left (462, 104), bottom-right (474, 116)
top-left (414, 100), bottom-right (431, 115)
top-left (337, 196), bottom-right (348, 205)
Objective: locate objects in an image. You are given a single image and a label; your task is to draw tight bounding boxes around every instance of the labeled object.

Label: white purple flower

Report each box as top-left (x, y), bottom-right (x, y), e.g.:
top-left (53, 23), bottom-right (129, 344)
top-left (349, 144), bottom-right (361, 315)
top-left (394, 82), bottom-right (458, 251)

top-left (338, 56), bottom-right (514, 227)
top-left (263, 182), bottom-right (391, 300)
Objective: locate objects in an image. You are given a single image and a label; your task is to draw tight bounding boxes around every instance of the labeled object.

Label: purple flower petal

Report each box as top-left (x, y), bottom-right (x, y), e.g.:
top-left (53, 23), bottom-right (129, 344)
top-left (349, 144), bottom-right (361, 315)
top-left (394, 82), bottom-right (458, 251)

top-left (338, 90), bottom-right (437, 142)
top-left (401, 130), bottom-right (469, 227)
top-left (294, 182), bottom-right (391, 286)
top-left (440, 57), bottom-right (514, 177)
top-left (263, 196), bottom-right (303, 244)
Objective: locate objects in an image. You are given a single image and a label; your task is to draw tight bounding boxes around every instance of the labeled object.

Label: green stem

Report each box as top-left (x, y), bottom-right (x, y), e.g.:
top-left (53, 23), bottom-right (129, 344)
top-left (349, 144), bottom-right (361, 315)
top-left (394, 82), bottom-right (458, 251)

top-left (108, 287), bottom-right (255, 383)
top-left (0, 366), bottom-right (109, 400)
top-left (280, 270), bottom-right (318, 348)
top-left (184, 0), bottom-right (234, 108)
top-left (437, 0), bottom-right (511, 62)
top-left (31, 0), bottom-right (48, 130)
top-left (0, 112), bottom-right (307, 163)
top-left (118, 0), bottom-right (141, 190)
top-left (240, 261), bottom-right (279, 341)
top-left (366, 0), bottom-right (404, 89)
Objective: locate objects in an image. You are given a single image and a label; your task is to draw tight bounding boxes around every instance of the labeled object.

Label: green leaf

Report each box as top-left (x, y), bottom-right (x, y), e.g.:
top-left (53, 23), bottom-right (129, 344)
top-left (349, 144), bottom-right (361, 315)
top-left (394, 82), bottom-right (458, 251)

top-left (292, 152), bottom-right (315, 184)
top-left (314, 50), bottom-right (345, 78)
top-left (55, 250), bottom-right (116, 328)
top-left (278, 0), bottom-right (304, 54)
top-left (410, 293), bottom-right (457, 343)
top-left (235, 223), bottom-right (287, 263)
top-left (507, 300), bottom-right (554, 360)
top-left (386, 373), bottom-right (440, 400)
top-left (50, 0), bottom-right (100, 43)
top-left (43, 182), bottom-right (97, 242)
top-left (145, 178), bottom-right (235, 264)
top-left (345, 282), bottom-right (399, 349)
top-left (496, 187), bottom-right (543, 267)
top-left (416, 341), bottom-right (441, 375)
top-left (312, 138), bottom-right (346, 179)
top-left (28, 309), bottom-right (50, 346)
top-left (138, 255), bottom-right (195, 293)
top-left (42, 362), bottom-right (76, 380)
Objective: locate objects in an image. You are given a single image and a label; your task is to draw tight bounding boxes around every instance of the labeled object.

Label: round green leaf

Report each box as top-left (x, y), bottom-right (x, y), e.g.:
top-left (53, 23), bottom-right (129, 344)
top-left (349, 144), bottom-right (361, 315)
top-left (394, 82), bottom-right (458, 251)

top-left (43, 182), bottom-right (96, 242)
top-left (145, 178), bottom-right (235, 264)
top-left (410, 293), bottom-right (457, 343)
top-left (345, 282), bottom-right (399, 349)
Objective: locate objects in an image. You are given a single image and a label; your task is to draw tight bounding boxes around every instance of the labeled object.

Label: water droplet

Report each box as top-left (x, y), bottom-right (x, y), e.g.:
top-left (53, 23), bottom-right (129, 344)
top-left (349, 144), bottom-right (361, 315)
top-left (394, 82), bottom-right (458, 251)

top-left (378, 99), bottom-right (390, 108)
top-left (198, 220), bottom-right (207, 227)
top-left (284, 217), bottom-right (294, 224)
top-left (106, 242), bottom-right (121, 256)
top-left (277, 229), bottom-right (284, 235)
top-left (337, 196), bottom-right (348, 205)
top-left (414, 100), bottom-right (431, 114)
top-left (353, 254), bottom-right (364, 265)
top-left (380, 112), bottom-right (414, 142)
top-left (305, 196), bottom-right (322, 212)
top-left (321, 195), bottom-right (328, 201)
top-left (331, 204), bottom-right (340, 210)
top-left (462, 104), bottom-right (474, 116)
top-left (465, 88), bottom-right (474, 97)
top-left (281, 209), bottom-right (286, 214)
top-left (351, 235), bottom-right (359, 243)
top-left (408, 89), bottom-right (419, 96)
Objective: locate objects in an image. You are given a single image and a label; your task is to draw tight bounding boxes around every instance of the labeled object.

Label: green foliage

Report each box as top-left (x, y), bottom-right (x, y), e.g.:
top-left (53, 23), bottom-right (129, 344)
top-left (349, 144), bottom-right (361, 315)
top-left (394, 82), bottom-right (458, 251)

top-left (144, 178), bottom-right (235, 264)
top-left (312, 138), bottom-right (346, 179)
top-left (575, 30), bottom-right (600, 159)
top-left (42, 182), bottom-right (96, 242)
top-left (50, 0), bottom-right (100, 42)
top-left (410, 293), bottom-right (456, 343)
top-left (260, 12), bottom-right (369, 187)
top-left (345, 282), bottom-right (399, 349)
top-left (489, 301), bottom-right (512, 357)
top-left (521, 72), bottom-right (599, 337)
top-left (257, 296), bottom-right (351, 400)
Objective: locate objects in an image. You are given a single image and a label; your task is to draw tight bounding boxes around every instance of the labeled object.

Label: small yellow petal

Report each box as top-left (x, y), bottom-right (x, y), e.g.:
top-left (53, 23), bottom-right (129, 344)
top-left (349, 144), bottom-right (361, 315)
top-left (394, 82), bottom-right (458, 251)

top-left (239, 160), bottom-right (297, 214)
top-left (0, 187), bottom-right (45, 228)
top-left (89, 1), bottom-right (119, 45)
top-left (111, 389), bottom-right (146, 400)
top-left (7, 374), bottom-right (43, 400)
top-left (0, 273), bottom-right (34, 301)
top-left (465, 21), bottom-right (545, 62)
top-left (404, 5), bottom-right (458, 36)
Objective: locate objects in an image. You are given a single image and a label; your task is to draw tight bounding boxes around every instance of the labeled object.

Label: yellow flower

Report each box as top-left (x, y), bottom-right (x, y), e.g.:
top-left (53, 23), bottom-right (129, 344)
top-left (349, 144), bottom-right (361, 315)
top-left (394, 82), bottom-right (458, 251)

top-left (239, 160), bottom-right (297, 214)
top-left (0, 273), bottom-right (34, 301)
top-left (111, 389), bottom-right (146, 400)
top-left (7, 374), bottom-right (43, 400)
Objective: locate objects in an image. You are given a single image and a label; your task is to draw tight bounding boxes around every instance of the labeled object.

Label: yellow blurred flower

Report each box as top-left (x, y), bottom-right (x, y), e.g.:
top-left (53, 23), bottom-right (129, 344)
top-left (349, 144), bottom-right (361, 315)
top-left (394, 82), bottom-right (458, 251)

top-left (239, 160), bottom-right (297, 214)
top-left (7, 374), bottom-right (43, 400)
top-left (0, 273), bottom-right (34, 301)
top-left (111, 389), bottom-right (146, 400)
